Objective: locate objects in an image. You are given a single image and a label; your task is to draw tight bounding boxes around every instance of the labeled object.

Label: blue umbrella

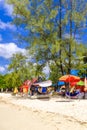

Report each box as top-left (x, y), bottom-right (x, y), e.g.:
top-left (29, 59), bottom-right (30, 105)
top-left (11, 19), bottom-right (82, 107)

top-left (57, 81), bottom-right (65, 86)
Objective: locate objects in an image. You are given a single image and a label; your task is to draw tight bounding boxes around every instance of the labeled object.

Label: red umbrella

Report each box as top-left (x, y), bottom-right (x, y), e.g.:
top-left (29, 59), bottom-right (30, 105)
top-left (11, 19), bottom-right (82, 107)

top-left (59, 74), bottom-right (80, 83)
top-left (70, 81), bottom-right (78, 86)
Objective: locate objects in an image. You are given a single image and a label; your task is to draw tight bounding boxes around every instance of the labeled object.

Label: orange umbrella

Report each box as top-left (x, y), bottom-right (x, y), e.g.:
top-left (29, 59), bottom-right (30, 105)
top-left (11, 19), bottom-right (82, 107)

top-left (59, 74), bottom-right (80, 83)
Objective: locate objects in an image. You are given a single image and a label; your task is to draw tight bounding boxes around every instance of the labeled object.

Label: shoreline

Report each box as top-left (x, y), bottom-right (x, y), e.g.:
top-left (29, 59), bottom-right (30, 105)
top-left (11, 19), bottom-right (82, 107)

top-left (0, 93), bottom-right (87, 130)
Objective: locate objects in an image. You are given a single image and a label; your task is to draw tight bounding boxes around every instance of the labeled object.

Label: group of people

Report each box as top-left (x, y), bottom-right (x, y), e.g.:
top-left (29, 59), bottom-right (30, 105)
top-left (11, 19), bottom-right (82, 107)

top-left (59, 84), bottom-right (86, 99)
top-left (29, 85), bottom-right (53, 96)
top-left (13, 84), bottom-right (54, 97)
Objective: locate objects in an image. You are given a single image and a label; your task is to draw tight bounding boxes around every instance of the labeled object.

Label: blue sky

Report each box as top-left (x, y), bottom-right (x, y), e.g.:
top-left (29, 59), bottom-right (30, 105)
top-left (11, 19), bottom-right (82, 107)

top-left (0, 0), bottom-right (87, 75)
top-left (0, 0), bottom-right (26, 74)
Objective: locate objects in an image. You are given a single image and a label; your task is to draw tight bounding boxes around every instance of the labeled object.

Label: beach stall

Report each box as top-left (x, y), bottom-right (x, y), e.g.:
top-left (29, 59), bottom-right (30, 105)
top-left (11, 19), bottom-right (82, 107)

top-left (20, 78), bottom-right (38, 96)
top-left (66, 80), bottom-right (85, 99)
top-left (59, 75), bottom-right (81, 98)
top-left (29, 80), bottom-right (52, 99)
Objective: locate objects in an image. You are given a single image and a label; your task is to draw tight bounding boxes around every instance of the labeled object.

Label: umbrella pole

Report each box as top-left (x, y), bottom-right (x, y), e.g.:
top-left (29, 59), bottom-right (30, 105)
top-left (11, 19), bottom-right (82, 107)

top-left (68, 75), bottom-right (71, 98)
top-left (65, 82), bottom-right (70, 98)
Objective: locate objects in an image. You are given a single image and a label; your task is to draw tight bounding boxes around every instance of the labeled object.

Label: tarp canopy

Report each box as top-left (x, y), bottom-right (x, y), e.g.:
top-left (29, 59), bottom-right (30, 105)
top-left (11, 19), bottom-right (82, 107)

top-left (33, 80), bottom-right (52, 87)
top-left (23, 80), bottom-right (31, 85)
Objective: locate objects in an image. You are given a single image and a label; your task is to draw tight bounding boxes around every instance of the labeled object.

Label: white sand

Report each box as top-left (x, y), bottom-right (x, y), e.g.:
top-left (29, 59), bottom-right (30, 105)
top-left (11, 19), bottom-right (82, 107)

top-left (0, 93), bottom-right (87, 130)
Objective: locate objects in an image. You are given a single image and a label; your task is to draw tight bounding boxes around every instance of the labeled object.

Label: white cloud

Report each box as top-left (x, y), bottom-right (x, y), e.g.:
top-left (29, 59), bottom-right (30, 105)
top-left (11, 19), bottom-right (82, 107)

top-left (43, 62), bottom-right (50, 78)
top-left (0, 65), bottom-right (9, 73)
top-left (0, 0), bottom-right (4, 3)
top-left (0, 0), bottom-right (13, 16)
top-left (0, 43), bottom-right (26, 59)
top-left (0, 66), bottom-right (5, 73)
top-left (63, 33), bottom-right (81, 40)
top-left (0, 35), bottom-right (2, 41)
top-left (5, 64), bottom-right (9, 68)
top-left (4, 2), bottom-right (13, 16)
top-left (0, 20), bottom-right (16, 30)
top-left (63, 33), bottom-right (70, 39)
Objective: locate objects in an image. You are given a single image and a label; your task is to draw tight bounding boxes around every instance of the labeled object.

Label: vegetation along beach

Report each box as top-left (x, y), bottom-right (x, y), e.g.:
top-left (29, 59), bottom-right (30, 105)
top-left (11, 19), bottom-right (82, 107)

top-left (0, 0), bottom-right (87, 130)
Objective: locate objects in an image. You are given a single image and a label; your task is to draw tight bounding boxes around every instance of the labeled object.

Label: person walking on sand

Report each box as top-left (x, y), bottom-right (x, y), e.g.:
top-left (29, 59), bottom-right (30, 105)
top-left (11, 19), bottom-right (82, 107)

top-left (13, 87), bottom-right (18, 95)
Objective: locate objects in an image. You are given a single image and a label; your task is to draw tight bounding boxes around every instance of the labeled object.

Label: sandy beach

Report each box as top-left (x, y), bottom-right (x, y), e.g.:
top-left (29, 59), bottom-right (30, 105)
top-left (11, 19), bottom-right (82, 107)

top-left (0, 93), bottom-right (87, 130)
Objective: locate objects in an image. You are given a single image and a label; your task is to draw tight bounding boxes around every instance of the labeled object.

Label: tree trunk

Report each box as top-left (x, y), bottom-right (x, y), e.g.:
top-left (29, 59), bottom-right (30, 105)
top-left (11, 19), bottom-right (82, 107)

top-left (68, 0), bottom-right (72, 74)
top-left (59, 0), bottom-right (64, 75)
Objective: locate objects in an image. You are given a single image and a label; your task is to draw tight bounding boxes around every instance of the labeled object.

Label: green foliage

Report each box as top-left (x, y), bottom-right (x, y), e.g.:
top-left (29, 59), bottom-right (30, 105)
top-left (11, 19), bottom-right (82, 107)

top-left (0, 75), bottom-right (6, 89)
top-left (6, 0), bottom-right (87, 83)
top-left (83, 51), bottom-right (87, 64)
top-left (49, 63), bottom-right (61, 83)
top-left (7, 53), bottom-right (28, 88)
top-left (78, 50), bottom-right (87, 77)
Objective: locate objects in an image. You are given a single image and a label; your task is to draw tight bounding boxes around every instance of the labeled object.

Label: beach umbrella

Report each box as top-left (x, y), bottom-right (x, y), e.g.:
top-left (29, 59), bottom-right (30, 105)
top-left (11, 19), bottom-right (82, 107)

top-left (70, 80), bottom-right (84, 92)
top-left (57, 81), bottom-right (65, 86)
top-left (70, 81), bottom-right (78, 86)
top-left (77, 80), bottom-right (84, 86)
top-left (59, 74), bottom-right (80, 83)
top-left (84, 77), bottom-right (87, 87)
top-left (84, 77), bottom-right (87, 92)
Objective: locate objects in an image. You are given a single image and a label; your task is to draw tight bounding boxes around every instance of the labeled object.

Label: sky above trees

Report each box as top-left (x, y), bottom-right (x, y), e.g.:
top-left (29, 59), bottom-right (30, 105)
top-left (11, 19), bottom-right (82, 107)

top-left (0, 0), bottom-right (87, 74)
top-left (0, 0), bottom-right (26, 74)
